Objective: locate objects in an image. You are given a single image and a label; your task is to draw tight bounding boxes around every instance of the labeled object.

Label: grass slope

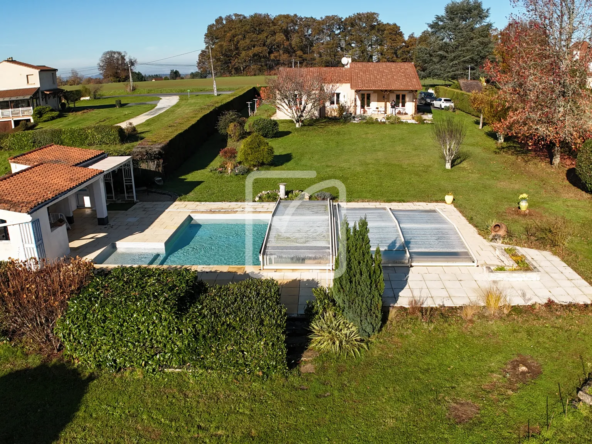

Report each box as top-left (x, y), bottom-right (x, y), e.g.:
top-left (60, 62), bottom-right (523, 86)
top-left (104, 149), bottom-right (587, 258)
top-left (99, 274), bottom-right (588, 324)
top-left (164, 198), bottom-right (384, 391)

top-left (62, 76), bottom-right (267, 96)
top-left (37, 97), bottom-right (156, 129)
top-left (1, 307), bottom-right (592, 442)
top-left (163, 111), bottom-right (592, 283)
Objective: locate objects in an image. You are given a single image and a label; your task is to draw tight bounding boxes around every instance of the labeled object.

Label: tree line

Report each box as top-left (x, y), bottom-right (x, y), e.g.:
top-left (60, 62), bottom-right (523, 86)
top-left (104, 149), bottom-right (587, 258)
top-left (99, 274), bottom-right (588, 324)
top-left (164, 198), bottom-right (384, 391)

top-left (197, 2), bottom-right (495, 79)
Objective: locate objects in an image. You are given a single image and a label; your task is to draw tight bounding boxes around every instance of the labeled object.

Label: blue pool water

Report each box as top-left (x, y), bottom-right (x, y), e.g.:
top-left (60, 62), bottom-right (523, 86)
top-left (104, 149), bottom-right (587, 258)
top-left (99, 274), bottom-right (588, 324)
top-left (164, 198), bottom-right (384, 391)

top-left (97, 219), bottom-right (269, 266)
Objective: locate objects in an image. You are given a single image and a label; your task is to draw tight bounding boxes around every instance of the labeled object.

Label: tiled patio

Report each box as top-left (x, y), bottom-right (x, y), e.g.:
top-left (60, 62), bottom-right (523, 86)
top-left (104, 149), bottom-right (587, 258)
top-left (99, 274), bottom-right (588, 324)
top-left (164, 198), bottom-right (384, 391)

top-left (67, 201), bottom-right (592, 315)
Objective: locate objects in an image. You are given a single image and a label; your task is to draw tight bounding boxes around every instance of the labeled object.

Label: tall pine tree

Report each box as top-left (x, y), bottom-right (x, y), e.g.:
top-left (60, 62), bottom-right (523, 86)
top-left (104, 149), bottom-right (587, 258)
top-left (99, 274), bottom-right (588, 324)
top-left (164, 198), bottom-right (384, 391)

top-left (415, 0), bottom-right (494, 80)
top-left (334, 218), bottom-right (384, 338)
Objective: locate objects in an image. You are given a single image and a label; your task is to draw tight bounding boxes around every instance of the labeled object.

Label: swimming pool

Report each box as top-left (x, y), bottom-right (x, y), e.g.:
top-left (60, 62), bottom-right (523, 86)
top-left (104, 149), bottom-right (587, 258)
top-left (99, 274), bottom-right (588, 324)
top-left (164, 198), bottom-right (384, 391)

top-left (95, 217), bottom-right (269, 266)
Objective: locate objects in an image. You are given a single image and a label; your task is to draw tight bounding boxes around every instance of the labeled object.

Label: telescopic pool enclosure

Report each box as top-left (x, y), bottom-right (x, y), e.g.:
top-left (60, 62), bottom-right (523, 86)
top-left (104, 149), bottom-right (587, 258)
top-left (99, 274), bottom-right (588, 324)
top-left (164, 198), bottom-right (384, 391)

top-left (259, 201), bottom-right (476, 270)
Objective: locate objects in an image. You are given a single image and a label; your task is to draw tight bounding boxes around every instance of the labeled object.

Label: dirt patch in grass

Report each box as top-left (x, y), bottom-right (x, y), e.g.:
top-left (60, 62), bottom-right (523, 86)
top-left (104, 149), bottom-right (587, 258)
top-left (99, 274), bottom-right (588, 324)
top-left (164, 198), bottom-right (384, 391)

top-left (447, 400), bottom-right (480, 424)
top-left (503, 355), bottom-right (542, 388)
top-left (70, 109), bottom-right (94, 115)
top-left (504, 207), bottom-right (544, 219)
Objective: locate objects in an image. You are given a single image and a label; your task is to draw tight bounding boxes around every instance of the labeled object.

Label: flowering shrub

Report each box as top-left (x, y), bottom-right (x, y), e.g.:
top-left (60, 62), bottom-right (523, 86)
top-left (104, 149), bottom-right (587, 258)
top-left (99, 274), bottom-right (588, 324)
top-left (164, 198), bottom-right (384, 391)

top-left (0, 258), bottom-right (94, 355)
top-left (220, 147), bottom-right (237, 160)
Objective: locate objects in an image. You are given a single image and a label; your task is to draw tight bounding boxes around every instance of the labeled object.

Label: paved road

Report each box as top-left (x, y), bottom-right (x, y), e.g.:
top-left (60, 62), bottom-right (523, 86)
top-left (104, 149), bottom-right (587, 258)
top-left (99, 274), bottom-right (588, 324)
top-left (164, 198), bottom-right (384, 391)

top-left (117, 96), bottom-right (179, 127)
top-left (104, 91), bottom-right (234, 99)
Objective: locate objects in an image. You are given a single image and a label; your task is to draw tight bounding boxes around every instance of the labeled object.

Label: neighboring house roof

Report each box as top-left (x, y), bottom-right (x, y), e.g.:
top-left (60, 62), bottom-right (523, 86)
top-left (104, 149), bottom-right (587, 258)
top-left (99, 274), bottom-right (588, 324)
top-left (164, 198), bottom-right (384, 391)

top-left (0, 163), bottom-right (102, 214)
top-left (350, 62), bottom-right (422, 90)
top-left (9, 144), bottom-right (106, 167)
top-left (277, 62), bottom-right (422, 91)
top-left (1, 59), bottom-right (57, 71)
top-left (0, 87), bottom-right (39, 101)
top-left (458, 79), bottom-right (484, 93)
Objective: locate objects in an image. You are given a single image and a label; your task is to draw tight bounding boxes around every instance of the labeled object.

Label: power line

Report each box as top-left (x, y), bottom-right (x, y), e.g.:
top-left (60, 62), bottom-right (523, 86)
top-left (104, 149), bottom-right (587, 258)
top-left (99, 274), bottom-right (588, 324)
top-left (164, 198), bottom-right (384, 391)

top-left (138, 49), bottom-right (202, 65)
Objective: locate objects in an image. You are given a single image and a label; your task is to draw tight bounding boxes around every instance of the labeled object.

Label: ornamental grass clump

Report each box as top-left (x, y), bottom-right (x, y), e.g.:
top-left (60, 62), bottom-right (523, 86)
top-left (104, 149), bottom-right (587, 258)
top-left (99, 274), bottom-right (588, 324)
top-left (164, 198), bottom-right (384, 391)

top-left (309, 311), bottom-right (367, 357)
top-left (480, 285), bottom-right (511, 317)
top-left (432, 114), bottom-right (466, 169)
top-left (0, 258), bottom-right (94, 355)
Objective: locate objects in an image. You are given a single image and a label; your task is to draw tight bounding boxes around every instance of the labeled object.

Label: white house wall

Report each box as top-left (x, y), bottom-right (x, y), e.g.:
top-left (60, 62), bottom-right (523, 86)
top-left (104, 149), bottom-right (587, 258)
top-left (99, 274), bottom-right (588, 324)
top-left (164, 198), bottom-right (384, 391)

top-left (0, 209), bottom-right (31, 261)
top-left (0, 62), bottom-right (40, 90)
top-left (30, 207), bottom-right (69, 259)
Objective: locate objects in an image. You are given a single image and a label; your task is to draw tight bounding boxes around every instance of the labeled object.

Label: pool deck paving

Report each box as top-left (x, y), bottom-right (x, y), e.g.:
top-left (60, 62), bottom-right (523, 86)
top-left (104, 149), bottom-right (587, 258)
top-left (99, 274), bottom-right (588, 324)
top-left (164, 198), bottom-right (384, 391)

top-left (67, 201), bottom-right (592, 315)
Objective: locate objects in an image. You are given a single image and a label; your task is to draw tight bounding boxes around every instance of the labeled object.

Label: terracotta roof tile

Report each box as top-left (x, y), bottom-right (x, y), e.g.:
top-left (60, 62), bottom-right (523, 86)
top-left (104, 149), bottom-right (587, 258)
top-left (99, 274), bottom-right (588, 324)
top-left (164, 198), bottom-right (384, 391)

top-left (0, 163), bottom-right (102, 214)
top-left (2, 59), bottom-right (57, 71)
top-left (350, 62), bottom-right (422, 90)
top-left (9, 144), bottom-right (105, 167)
top-left (0, 87), bottom-right (39, 100)
top-left (277, 62), bottom-right (421, 91)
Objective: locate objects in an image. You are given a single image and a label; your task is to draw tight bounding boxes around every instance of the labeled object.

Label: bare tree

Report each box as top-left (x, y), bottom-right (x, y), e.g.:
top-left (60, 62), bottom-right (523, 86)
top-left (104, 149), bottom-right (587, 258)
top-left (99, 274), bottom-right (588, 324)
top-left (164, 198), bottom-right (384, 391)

top-left (267, 69), bottom-right (336, 127)
top-left (432, 115), bottom-right (466, 169)
top-left (67, 69), bottom-right (83, 86)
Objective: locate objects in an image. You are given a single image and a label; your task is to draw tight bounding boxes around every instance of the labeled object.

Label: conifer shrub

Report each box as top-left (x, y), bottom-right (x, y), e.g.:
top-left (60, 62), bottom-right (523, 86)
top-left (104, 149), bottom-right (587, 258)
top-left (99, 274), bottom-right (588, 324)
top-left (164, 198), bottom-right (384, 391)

top-left (227, 121), bottom-right (246, 141)
top-left (251, 118), bottom-right (279, 138)
top-left (576, 139), bottom-right (592, 191)
top-left (238, 133), bottom-right (274, 166)
top-left (333, 218), bottom-right (384, 338)
top-left (32, 106), bottom-right (59, 122)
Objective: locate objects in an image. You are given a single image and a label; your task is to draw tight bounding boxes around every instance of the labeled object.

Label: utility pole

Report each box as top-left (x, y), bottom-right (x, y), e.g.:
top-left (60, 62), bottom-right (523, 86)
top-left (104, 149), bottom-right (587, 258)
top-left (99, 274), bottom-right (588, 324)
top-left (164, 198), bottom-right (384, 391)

top-left (128, 62), bottom-right (134, 91)
top-left (209, 45), bottom-right (218, 96)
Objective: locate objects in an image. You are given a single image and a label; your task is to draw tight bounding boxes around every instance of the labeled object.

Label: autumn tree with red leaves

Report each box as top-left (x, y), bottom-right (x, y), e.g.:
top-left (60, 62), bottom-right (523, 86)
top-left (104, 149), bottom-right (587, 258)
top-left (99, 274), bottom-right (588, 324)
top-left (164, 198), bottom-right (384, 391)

top-left (485, 0), bottom-right (592, 166)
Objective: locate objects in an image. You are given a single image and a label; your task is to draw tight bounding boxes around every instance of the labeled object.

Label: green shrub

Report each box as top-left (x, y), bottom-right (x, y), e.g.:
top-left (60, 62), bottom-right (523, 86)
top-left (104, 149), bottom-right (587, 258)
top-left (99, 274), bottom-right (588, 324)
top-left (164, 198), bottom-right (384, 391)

top-left (576, 139), bottom-right (592, 191)
top-left (333, 218), bottom-right (384, 338)
top-left (0, 125), bottom-right (124, 151)
top-left (57, 268), bottom-right (287, 375)
top-left (32, 106), bottom-right (59, 123)
top-left (192, 279), bottom-right (287, 375)
top-left (309, 311), bottom-right (368, 357)
top-left (434, 86), bottom-right (479, 117)
top-left (305, 287), bottom-right (341, 321)
top-left (238, 134), bottom-right (274, 167)
top-left (385, 115), bottom-right (400, 124)
top-left (56, 267), bottom-right (205, 371)
top-left (251, 118), bottom-right (279, 138)
top-left (115, 99), bottom-right (122, 108)
top-left (227, 121), bottom-right (246, 142)
top-left (364, 116), bottom-right (377, 124)
top-left (413, 114), bottom-right (425, 124)
top-left (217, 110), bottom-right (242, 135)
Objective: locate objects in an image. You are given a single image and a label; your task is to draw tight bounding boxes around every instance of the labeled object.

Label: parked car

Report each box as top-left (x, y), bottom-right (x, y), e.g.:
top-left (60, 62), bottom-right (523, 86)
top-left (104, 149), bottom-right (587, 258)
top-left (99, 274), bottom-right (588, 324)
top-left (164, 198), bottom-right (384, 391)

top-left (418, 91), bottom-right (436, 106)
top-left (433, 98), bottom-right (455, 109)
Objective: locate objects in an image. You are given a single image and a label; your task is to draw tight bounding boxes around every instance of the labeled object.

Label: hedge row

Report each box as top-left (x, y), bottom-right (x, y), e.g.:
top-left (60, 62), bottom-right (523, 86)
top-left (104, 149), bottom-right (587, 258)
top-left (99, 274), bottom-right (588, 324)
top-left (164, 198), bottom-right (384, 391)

top-left (434, 86), bottom-right (479, 117)
top-left (132, 87), bottom-right (258, 176)
top-left (56, 267), bottom-right (287, 375)
top-left (0, 125), bottom-right (124, 151)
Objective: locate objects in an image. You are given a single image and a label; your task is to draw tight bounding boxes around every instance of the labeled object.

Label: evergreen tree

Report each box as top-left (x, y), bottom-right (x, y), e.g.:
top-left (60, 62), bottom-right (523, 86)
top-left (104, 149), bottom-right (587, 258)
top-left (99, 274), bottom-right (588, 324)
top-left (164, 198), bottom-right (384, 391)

top-left (415, 0), bottom-right (494, 80)
top-left (333, 218), bottom-right (384, 338)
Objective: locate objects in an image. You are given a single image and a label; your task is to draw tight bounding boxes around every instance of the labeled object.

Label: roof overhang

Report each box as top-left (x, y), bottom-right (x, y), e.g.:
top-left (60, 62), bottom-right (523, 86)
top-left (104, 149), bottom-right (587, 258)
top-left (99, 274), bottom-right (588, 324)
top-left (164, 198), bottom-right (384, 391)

top-left (0, 87), bottom-right (39, 101)
top-left (88, 156), bottom-right (132, 174)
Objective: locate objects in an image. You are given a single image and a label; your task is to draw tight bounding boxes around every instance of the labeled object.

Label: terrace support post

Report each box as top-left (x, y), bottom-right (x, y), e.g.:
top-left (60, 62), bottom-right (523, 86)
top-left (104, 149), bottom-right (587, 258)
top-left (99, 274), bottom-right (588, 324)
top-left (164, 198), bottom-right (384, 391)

top-left (89, 176), bottom-right (109, 225)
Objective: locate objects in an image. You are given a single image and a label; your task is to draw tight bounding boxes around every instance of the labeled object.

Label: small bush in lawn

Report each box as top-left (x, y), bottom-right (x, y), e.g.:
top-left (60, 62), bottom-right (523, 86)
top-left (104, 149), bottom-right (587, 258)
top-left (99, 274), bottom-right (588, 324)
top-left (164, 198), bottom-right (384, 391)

top-left (123, 122), bottom-right (137, 139)
top-left (233, 165), bottom-right (249, 175)
top-left (413, 114), bottom-right (425, 124)
top-left (312, 191), bottom-right (334, 201)
top-left (309, 311), bottom-right (367, 357)
top-left (364, 116), bottom-right (377, 124)
top-left (385, 115), bottom-right (401, 124)
top-left (255, 190), bottom-right (280, 202)
top-left (251, 118), bottom-right (279, 138)
top-left (576, 139), bottom-right (592, 191)
top-left (0, 258), bottom-right (94, 355)
top-left (216, 110), bottom-right (242, 136)
top-left (238, 134), bottom-right (274, 167)
top-left (33, 106), bottom-right (59, 122)
top-left (227, 121), bottom-right (246, 142)
top-left (220, 147), bottom-right (237, 160)
top-left (115, 99), bottom-right (122, 108)
top-left (333, 217), bottom-right (384, 338)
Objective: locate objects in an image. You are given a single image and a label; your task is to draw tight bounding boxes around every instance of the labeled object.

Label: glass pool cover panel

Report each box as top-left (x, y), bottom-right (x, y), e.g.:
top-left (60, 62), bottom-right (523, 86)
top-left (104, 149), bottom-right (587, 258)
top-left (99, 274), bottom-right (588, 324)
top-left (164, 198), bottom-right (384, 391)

top-left (262, 200), bottom-right (333, 268)
top-left (339, 207), bottom-right (409, 265)
top-left (391, 209), bottom-right (475, 265)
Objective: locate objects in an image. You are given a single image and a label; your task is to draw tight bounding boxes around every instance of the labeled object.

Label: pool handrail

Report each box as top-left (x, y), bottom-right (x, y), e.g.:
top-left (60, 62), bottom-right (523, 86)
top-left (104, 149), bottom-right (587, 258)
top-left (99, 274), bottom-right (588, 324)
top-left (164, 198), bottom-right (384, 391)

top-left (259, 198), bottom-right (281, 269)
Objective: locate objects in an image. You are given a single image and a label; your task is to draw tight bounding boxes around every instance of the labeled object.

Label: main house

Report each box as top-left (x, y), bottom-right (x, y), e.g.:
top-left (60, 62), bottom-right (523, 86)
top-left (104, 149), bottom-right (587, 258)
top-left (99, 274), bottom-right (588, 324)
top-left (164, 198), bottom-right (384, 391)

top-left (0, 58), bottom-right (62, 132)
top-left (275, 58), bottom-right (422, 120)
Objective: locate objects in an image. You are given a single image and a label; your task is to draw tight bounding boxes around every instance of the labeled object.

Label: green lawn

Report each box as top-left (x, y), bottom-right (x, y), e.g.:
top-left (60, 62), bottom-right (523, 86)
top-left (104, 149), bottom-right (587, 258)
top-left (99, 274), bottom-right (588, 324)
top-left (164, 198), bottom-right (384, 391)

top-left (36, 97), bottom-right (157, 130)
top-left (62, 76), bottom-right (268, 96)
top-left (164, 111), bottom-right (592, 282)
top-left (2, 307), bottom-right (592, 442)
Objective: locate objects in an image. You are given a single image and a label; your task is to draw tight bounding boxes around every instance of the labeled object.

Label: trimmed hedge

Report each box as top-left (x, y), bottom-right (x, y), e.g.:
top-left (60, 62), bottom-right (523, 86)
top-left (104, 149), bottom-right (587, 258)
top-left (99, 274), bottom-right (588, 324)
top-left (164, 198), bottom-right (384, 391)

top-left (576, 139), bottom-right (592, 191)
top-left (193, 279), bottom-right (287, 375)
top-left (251, 118), bottom-right (279, 138)
top-left (56, 267), bottom-right (287, 375)
top-left (0, 125), bottom-right (125, 151)
top-left (132, 87), bottom-right (258, 176)
top-left (238, 133), bottom-right (274, 166)
top-left (434, 86), bottom-right (479, 117)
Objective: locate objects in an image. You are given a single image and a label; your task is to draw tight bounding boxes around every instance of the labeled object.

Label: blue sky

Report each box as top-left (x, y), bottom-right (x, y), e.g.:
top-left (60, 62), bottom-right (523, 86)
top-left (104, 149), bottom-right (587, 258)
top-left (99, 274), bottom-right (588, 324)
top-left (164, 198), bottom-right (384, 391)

top-left (2, 0), bottom-right (515, 76)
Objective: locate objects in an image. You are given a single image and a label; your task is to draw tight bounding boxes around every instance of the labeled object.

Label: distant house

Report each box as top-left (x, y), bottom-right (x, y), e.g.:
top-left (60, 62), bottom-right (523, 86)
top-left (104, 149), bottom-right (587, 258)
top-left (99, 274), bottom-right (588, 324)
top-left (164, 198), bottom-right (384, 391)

top-left (274, 58), bottom-right (422, 119)
top-left (572, 41), bottom-right (592, 87)
top-left (458, 79), bottom-right (484, 94)
top-left (0, 58), bottom-right (62, 131)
